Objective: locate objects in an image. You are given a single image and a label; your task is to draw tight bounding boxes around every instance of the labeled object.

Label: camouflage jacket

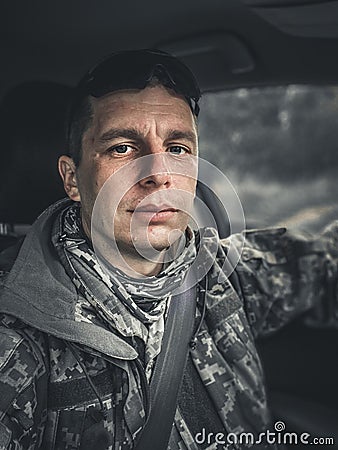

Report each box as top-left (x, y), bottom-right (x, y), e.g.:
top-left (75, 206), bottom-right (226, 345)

top-left (0, 201), bottom-right (337, 450)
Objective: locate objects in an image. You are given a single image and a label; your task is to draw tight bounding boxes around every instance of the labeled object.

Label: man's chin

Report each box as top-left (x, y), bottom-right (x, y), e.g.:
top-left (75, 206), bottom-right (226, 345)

top-left (148, 226), bottom-right (184, 247)
top-left (129, 226), bottom-right (185, 254)
top-left (131, 237), bottom-right (171, 254)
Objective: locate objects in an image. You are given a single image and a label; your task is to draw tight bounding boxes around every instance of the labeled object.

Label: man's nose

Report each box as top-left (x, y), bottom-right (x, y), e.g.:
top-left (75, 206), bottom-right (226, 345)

top-left (138, 153), bottom-right (173, 189)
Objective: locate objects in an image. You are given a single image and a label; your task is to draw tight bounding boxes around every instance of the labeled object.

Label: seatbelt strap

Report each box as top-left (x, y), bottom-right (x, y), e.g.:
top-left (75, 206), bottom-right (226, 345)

top-left (134, 283), bottom-right (197, 450)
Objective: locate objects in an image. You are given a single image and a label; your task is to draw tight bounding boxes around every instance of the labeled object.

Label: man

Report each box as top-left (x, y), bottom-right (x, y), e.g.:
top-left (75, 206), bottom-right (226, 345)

top-left (0, 49), bottom-right (337, 450)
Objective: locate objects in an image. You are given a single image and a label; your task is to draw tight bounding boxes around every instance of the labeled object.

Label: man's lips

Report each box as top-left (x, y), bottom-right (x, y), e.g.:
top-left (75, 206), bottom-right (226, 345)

top-left (129, 203), bottom-right (178, 212)
top-left (128, 204), bottom-right (179, 223)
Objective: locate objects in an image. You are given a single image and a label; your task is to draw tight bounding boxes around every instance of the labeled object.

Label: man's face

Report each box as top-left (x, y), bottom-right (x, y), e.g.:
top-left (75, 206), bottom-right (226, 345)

top-left (67, 85), bottom-right (198, 257)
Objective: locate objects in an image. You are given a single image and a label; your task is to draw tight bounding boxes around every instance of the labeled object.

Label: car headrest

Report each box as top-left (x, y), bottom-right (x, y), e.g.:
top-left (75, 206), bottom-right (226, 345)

top-left (0, 81), bottom-right (72, 225)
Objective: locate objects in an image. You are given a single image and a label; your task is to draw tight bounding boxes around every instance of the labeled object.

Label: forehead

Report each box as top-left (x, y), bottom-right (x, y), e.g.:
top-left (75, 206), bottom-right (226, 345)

top-left (89, 85), bottom-right (197, 134)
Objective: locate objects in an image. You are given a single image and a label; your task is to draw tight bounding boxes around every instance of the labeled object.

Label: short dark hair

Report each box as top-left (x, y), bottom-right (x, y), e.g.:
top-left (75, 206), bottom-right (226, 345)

top-left (67, 95), bottom-right (93, 167)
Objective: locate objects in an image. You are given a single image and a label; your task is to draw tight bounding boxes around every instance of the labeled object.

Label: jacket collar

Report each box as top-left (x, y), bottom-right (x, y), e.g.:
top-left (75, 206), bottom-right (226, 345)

top-left (0, 199), bottom-right (137, 360)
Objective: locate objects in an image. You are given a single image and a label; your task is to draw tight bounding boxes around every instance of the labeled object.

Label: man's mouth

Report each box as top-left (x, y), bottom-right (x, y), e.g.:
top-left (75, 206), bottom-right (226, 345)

top-left (129, 204), bottom-right (179, 223)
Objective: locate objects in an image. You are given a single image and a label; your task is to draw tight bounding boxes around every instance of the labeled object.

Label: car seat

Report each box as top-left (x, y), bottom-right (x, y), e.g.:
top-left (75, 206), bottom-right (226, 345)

top-left (0, 81), bottom-right (72, 250)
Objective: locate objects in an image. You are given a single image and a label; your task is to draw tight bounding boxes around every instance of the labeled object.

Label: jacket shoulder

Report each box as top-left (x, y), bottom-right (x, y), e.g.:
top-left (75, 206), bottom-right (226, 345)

top-left (0, 319), bottom-right (49, 448)
top-left (0, 325), bottom-right (26, 370)
top-left (0, 317), bottom-right (48, 397)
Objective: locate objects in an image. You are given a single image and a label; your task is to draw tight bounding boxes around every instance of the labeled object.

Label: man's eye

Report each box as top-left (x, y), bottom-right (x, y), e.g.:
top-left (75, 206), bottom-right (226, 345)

top-left (168, 146), bottom-right (188, 155)
top-left (109, 144), bottom-right (134, 155)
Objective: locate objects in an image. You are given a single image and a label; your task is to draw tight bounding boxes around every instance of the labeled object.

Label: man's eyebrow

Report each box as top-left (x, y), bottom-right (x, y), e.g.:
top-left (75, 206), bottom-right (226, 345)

top-left (99, 128), bottom-right (142, 142)
top-left (165, 130), bottom-right (197, 144)
top-left (98, 128), bottom-right (197, 145)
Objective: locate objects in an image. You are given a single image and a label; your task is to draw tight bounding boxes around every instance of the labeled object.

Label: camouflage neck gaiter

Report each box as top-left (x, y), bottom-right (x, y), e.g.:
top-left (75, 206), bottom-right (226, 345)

top-left (53, 202), bottom-right (197, 378)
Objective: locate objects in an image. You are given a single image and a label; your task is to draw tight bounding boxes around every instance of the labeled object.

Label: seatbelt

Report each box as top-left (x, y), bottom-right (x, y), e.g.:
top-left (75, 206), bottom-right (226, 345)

top-left (134, 283), bottom-right (197, 450)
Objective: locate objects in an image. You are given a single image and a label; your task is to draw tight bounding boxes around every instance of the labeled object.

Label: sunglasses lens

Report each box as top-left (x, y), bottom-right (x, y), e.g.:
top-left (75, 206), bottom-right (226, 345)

top-left (78, 50), bottom-right (201, 110)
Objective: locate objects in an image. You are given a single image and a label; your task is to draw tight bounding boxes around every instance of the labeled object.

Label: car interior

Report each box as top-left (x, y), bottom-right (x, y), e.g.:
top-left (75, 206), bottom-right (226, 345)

top-left (1, 0), bottom-right (338, 446)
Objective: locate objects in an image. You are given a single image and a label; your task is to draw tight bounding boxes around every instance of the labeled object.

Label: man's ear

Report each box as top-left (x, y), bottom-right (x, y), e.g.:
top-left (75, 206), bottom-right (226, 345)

top-left (58, 155), bottom-right (81, 202)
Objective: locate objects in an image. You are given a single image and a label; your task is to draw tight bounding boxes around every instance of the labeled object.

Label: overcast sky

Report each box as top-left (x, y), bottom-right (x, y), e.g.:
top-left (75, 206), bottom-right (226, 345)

top-left (198, 86), bottom-right (338, 233)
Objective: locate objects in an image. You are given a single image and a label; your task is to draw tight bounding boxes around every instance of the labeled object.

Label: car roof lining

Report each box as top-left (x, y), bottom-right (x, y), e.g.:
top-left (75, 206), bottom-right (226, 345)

top-left (243, 0), bottom-right (338, 38)
top-left (2, 0), bottom-right (338, 100)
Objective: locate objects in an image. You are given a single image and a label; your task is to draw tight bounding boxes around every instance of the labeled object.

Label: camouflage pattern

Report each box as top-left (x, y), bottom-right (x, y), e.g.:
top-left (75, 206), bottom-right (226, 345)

top-left (0, 200), bottom-right (337, 449)
top-left (56, 204), bottom-right (197, 381)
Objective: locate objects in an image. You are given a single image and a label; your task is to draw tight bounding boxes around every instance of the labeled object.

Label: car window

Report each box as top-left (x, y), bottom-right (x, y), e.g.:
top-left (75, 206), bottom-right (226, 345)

top-left (198, 85), bottom-right (338, 233)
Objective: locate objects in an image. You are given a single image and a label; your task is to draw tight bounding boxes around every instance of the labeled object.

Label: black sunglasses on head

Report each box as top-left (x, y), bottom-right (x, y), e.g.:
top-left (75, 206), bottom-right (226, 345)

top-left (76, 49), bottom-right (201, 116)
